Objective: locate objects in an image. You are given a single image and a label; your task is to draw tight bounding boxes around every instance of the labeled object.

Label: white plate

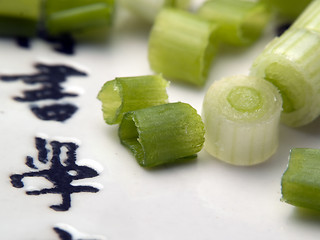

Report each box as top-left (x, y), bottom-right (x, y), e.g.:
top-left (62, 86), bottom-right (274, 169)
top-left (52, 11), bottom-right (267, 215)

top-left (1, 1), bottom-right (320, 240)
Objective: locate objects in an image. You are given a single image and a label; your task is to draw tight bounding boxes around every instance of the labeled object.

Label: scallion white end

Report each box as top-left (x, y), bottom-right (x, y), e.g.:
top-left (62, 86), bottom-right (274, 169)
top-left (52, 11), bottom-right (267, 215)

top-left (202, 75), bottom-right (282, 166)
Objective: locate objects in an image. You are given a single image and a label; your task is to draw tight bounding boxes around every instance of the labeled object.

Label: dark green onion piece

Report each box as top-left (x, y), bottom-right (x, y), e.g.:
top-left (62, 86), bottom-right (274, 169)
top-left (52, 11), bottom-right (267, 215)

top-left (97, 74), bottom-right (169, 125)
top-left (264, 0), bottom-right (312, 20)
top-left (44, 0), bottom-right (115, 40)
top-left (281, 148), bottom-right (320, 211)
top-left (119, 102), bottom-right (205, 167)
top-left (0, 0), bottom-right (41, 37)
top-left (148, 8), bottom-right (219, 86)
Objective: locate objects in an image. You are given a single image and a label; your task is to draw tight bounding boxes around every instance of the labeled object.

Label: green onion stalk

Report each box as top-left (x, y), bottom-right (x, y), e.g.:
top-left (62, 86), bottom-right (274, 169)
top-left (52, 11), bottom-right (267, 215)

top-left (148, 8), bottom-right (219, 86)
top-left (119, 102), bottom-right (205, 168)
top-left (97, 74), bottom-right (169, 125)
top-left (197, 0), bottom-right (271, 46)
top-left (281, 148), bottom-right (320, 211)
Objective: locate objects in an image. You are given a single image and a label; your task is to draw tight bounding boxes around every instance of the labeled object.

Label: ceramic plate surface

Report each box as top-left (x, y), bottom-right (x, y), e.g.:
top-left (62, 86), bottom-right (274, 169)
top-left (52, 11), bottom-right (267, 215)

top-left (1, 1), bottom-right (320, 240)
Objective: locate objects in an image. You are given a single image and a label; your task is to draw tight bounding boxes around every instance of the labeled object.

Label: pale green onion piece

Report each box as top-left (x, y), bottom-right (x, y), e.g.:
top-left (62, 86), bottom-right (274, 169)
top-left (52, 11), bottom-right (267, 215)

top-left (97, 74), bottom-right (169, 125)
top-left (118, 0), bottom-right (190, 23)
top-left (281, 148), bottom-right (320, 211)
top-left (263, 0), bottom-right (312, 20)
top-left (148, 8), bottom-right (219, 86)
top-left (197, 0), bottom-right (271, 46)
top-left (119, 102), bottom-right (205, 168)
top-left (44, 0), bottom-right (115, 39)
top-left (202, 75), bottom-right (282, 166)
top-left (291, 0), bottom-right (320, 33)
top-left (251, 28), bottom-right (320, 127)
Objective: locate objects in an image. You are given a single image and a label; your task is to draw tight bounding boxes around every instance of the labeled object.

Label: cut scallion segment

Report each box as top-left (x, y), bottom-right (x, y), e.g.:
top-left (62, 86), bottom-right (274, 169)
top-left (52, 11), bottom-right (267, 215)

top-left (197, 0), bottom-right (271, 46)
top-left (148, 8), bottom-right (219, 86)
top-left (44, 0), bottom-right (115, 39)
top-left (281, 148), bottom-right (320, 211)
top-left (97, 74), bottom-right (169, 125)
top-left (118, 0), bottom-right (190, 22)
top-left (251, 28), bottom-right (320, 127)
top-left (202, 75), bottom-right (282, 166)
top-left (119, 102), bottom-right (205, 167)
top-left (0, 0), bottom-right (41, 37)
top-left (291, 0), bottom-right (320, 33)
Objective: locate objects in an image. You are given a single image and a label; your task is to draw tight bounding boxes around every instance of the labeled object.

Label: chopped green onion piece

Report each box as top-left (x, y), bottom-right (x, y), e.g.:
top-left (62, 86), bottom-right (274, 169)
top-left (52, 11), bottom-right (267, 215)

top-left (263, 0), bottom-right (312, 20)
top-left (118, 0), bottom-right (190, 22)
top-left (281, 148), bottom-right (320, 211)
top-left (197, 0), bottom-right (271, 46)
top-left (0, 0), bottom-right (41, 37)
top-left (291, 0), bottom-right (320, 33)
top-left (202, 75), bottom-right (282, 166)
top-left (97, 74), bottom-right (169, 125)
top-left (119, 102), bottom-right (205, 168)
top-left (44, 0), bottom-right (115, 39)
top-left (251, 28), bottom-right (320, 127)
top-left (148, 8), bottom-right (219, 86)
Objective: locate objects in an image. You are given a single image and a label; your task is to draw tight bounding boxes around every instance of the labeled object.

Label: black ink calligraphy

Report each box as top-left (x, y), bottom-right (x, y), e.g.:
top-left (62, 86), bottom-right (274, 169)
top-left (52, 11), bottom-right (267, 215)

top-left (0, 63), bottom-right (87, 122)
top-left (53, 224), bottom-right (106, 240)
top-left (15, 32), bottom-right (76, 55)
top-left (10, 136), bottom-right (101, 211)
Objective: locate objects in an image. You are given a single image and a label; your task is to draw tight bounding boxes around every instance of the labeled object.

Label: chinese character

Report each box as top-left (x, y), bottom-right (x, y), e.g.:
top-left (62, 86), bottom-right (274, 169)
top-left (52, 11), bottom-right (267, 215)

top-left (15, 33), bottom-right (76, 55)
top-left (0, 63), bottom-right (87, 122)
top-left (54, 223), bottom-right (106, 240)
top-left (10, 136), bottom-right (102, 211)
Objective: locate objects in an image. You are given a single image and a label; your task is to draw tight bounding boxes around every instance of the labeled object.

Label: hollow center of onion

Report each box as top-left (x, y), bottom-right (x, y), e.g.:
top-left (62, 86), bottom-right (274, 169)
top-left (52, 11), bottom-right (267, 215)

top-left (227, 86), bottom-right (262, 112)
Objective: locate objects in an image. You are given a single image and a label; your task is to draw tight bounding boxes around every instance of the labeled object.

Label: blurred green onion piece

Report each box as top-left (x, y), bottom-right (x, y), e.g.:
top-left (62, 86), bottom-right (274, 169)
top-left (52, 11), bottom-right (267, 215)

top-left (264, 0), bottom-right (312, 20)
top-left (119, 102), bottom-right (205, 168)
top-left (44, 0), bottom-right (115, 39)
top-left (197, 0), bottom-right (271, 46)
top-left (0, 0), bottom-right (41, 37)
top-left (148, 8), bottom-right (219, 86)
top-left (281, 148), bottom-right (320, 211)
top-left (97, 74), bottom-right (169, 125)
top-left (118, 0), bottom-right (190, 23)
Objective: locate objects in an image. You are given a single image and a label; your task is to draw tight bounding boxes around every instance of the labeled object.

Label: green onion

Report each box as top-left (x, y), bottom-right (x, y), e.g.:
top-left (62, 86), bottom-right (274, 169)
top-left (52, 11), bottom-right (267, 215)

top-left (0, 0), bottom-right (41, 37)
top-left (44, 0), bottom-right (115, 39)
top-left (291, 0), bottom-right (320, 33)
top-left (263, 0), bottom-right (312, 20)
top-left (202, 75), bottom-right (282, 166)
top-left (97, 74), bottom-right (169, 125)
top-left (250, 28), bottom-right (320, 127)
top-left (197, 0), bottom-right (271, 46)
top-left (119, 102), bottom-right (205, 168)
top-left (148, 8), bottom-right (219, 86)
top-left (281, 148), bottom-right (320, 211)
top-left (118, 0), bottom-right (190, 23)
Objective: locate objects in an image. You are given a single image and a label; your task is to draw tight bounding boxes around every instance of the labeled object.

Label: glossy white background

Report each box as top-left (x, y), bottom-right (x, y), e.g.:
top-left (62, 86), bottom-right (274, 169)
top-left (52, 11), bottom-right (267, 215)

top-left (1, 1), bottom-right (320, 239)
